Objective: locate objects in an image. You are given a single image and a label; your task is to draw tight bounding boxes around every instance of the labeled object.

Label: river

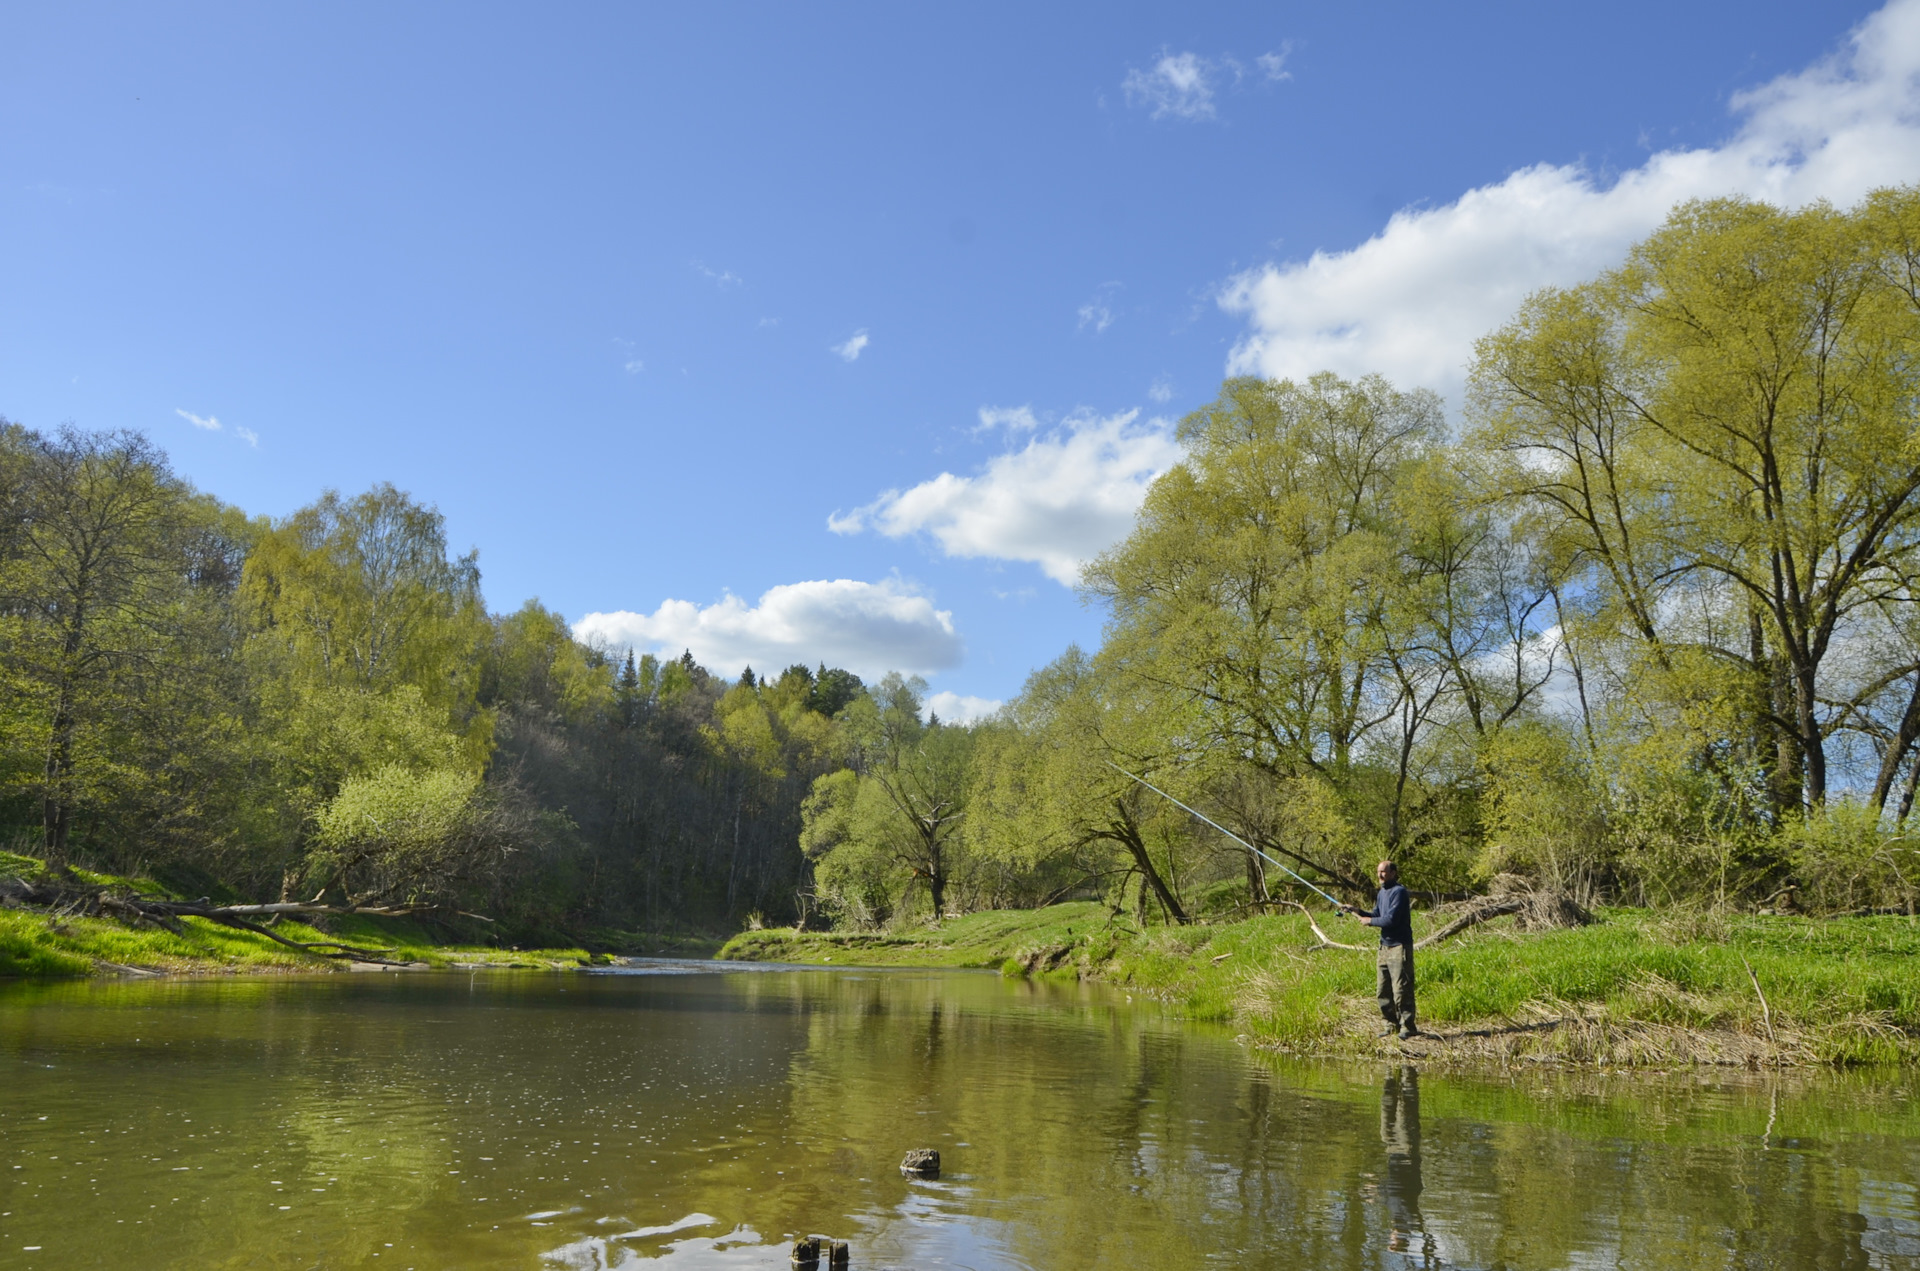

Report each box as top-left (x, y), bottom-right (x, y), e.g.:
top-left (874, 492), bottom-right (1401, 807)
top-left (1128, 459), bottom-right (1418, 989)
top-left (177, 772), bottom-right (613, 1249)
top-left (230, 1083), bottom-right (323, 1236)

top-left (1, 965), bottom-right (1917, 1269)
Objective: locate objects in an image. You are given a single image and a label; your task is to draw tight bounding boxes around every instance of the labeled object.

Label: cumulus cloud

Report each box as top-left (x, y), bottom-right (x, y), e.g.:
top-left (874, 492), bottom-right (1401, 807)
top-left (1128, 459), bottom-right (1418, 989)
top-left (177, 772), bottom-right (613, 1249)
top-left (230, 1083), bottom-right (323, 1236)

top-left (924, 691), bottom-right (1003, 725)
top-left (1124, 51), bottom-right (1218, 121)
top-left (828, 409), bottom-right (1182, 585)
top-left (1221, 0), bottom-right (1920, 408)
top-left (572, 578), bottom-right (961, 681)
top-left (833, 329), bottom-right (870, 362)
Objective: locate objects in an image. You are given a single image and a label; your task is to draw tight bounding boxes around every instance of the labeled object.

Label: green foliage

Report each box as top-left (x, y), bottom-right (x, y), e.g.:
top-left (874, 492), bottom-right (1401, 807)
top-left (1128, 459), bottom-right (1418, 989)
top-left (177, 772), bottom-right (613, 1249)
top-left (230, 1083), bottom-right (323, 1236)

top-left (799, 674), bottom-right (979, 926)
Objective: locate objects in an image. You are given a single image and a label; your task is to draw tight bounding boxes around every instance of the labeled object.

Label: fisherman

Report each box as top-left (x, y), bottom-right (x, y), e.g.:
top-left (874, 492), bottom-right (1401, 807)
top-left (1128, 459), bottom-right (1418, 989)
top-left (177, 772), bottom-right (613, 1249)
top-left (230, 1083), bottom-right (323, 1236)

top-left (1346, 860), bottom-right (1417, 1039)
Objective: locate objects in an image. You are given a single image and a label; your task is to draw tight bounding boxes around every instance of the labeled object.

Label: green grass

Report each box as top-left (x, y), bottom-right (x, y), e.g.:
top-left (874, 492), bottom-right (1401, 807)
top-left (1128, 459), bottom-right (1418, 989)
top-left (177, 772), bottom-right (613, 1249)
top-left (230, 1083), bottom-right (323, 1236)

top-left (0, 852), bottom-right (683, 977)
top-left (724, 904), bottom-right (1920, 1066)
top-left (717, 902), bottom-right (1119, 968)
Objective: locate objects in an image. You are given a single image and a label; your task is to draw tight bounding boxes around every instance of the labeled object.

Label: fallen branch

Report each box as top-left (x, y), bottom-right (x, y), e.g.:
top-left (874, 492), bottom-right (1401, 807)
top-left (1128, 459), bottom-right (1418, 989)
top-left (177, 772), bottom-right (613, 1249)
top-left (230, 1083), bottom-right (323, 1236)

top-left (1292, 896), bottom-right (1529, 952)
top-left (1414, 899), bottom-right (1526, 950)
top-left (1, 877), bottom-right (486, 965)
top-left (1740, 953), bottom-right (1776, 1047)
top-left (1291, 901), bottom-right (1371, 951)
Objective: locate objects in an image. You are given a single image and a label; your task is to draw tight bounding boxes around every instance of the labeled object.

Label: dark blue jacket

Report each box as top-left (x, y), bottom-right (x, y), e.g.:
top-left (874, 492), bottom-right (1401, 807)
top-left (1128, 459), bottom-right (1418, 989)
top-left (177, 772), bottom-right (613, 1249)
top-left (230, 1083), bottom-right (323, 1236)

top-left (1362, 882), bottom-right (1413, 948)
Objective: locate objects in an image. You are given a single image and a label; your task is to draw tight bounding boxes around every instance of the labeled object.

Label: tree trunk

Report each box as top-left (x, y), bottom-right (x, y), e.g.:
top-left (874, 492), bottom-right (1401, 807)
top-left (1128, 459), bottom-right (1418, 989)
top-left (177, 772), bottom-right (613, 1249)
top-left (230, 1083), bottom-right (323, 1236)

top-left (40, 612), bottom-right (86, 864)
top-left (1871, 674), bottom-right (1920, 813)
top-left (927, 863), bottom-right (946, 918)
top-left (1794, 656), bottom-right (1825, 806)
top-left (1112, 801), bottom-right (1187, 924)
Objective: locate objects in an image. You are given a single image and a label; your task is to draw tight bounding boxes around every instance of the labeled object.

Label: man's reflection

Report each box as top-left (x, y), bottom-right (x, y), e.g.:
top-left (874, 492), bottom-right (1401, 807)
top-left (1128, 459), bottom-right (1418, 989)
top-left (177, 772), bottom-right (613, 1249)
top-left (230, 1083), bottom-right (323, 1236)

top-left (1381, 1066), bottom-right (1435, 1261)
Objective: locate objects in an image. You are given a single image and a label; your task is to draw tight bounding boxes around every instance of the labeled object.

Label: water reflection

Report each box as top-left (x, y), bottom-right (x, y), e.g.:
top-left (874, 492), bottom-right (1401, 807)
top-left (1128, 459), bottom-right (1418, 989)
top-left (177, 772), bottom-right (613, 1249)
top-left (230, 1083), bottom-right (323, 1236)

top-left (1, 971), bottom-right (1917, 1270)
top-left (1380, 1066), bottom-right (1432, 1264)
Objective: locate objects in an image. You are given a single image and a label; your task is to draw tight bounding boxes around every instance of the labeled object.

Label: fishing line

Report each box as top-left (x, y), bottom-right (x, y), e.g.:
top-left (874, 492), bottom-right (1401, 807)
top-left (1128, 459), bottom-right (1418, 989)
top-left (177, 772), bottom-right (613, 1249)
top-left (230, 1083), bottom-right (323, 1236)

top-left (1104, 760), bottom-right (1349, 911)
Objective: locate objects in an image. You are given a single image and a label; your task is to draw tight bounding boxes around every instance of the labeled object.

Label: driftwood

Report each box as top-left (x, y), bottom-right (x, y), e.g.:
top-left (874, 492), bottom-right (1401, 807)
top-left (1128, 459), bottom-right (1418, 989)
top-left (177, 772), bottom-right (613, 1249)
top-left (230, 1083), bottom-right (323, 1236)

top-left (0, 876), bottom-right (488, 966)
top-left (1294, 896), bottom-right (1532, 952)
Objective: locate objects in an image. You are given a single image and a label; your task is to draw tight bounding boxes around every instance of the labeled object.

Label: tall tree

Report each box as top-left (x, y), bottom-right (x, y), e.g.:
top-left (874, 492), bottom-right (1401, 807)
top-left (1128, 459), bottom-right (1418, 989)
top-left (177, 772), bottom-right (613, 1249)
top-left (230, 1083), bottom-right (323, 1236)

top-left (0, 427), bottom-right (241, 862)
top-left (1471, 193), bottom-right (1920, 811)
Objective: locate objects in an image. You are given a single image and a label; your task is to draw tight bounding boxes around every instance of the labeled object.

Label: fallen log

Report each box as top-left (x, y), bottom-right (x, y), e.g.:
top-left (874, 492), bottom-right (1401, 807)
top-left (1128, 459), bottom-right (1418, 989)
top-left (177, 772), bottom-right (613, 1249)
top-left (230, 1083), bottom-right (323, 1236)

top-left (0, 876), bottom-right (488, 966)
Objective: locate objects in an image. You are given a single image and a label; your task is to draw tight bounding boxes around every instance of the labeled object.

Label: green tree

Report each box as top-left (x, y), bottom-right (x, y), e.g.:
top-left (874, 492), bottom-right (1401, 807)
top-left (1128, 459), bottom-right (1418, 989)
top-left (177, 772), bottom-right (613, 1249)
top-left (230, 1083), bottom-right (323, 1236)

top-left (1470, 193), bottom-right (1920, 816)
top-left (0, 426), bottom-right (251, 864)
top-left (801, 675), bottom-right (973, 921)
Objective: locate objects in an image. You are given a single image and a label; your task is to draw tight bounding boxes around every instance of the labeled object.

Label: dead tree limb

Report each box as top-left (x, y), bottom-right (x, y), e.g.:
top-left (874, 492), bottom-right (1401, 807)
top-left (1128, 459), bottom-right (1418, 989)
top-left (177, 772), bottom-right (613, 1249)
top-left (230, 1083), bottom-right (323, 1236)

top-left (1291, 901), bottom-right (1371, 951)
top-left (1293, 897), bottom-right (1528, 952)
top-left (1413, 899), bottom-right (1525, 950)
top-left (1, 877), bottom-right (488, 965)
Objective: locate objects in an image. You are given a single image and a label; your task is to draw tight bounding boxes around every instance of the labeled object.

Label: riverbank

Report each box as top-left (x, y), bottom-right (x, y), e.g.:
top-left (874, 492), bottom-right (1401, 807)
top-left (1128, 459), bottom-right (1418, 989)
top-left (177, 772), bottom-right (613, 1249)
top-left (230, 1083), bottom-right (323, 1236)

top-left (718, 902), bottom-right (1920, 1067)
top-left (0, 853), bottom-right (720, 977)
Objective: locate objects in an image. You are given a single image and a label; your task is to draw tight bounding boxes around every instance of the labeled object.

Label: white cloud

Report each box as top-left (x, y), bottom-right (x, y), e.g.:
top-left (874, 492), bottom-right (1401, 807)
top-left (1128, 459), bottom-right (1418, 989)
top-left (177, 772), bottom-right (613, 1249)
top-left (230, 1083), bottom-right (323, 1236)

top-left (833, 329), bottom-right (870, 362)
top-left (691, 260), bottom-right (743, 287)
top-left (977, 405), bottom-right (1040, 432)
top-left (829, 409), bottom-right (1182, 585)
top-left (1077, 283), bottom-right (1120, 333)
top-left (176, 409), bottom-right (220, 431)
top-left (1147, 376), bottom-right (1173, 404)
top-left (572, 578), bottom-right (961, 680)
top-left (232, 426), bottom-right (259, 448)
top-left (1221, 0), bottom-right (1920, 409)
top-left (1124, 51), bottom-right (1218, 121)
top-left (1257, 46), bottom-right (1292, 82)
top-left (924, 691), bottom-right (1003, 725)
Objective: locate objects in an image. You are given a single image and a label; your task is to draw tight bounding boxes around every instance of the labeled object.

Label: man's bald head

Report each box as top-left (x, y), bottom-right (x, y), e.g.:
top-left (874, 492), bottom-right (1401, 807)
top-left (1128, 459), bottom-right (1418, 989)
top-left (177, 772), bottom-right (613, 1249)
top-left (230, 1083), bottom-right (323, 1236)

top-left (1376, 860), bottom-right (1398, 884)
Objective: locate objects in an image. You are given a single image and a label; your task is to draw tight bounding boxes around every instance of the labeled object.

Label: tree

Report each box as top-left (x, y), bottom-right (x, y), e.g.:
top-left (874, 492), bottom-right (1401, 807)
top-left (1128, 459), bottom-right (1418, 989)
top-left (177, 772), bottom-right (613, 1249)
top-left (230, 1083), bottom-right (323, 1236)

top-left (802, 675), bottom-right (973, 921)
top-left (1470, 193), bottom-right (1920, 814)
top-left (967, 648), bottom-right (1193, 921)
top-left (0, 426), bottom-right (246, 863)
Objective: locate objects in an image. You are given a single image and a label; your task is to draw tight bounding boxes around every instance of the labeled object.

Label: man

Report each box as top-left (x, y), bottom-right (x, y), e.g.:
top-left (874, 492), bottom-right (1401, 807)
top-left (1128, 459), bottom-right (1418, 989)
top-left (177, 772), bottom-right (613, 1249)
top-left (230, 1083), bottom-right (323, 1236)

top-left (1347, 859), bottom-right (1417, 1039)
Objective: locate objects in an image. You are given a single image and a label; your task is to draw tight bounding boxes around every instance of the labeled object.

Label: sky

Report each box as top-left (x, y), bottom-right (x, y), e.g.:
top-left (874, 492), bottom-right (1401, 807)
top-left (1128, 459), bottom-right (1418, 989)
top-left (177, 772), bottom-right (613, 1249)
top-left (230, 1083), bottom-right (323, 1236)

top-left (3, 1), bottom-right (1915, 721)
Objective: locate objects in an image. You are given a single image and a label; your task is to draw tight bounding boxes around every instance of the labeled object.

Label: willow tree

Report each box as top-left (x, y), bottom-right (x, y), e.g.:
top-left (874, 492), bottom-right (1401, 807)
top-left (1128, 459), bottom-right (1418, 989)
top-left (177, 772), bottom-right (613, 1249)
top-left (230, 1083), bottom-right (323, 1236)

top-left (1082, 373), bottom-right (1521, 886)
top-left (1470, 191), bottom-right (1920, 815)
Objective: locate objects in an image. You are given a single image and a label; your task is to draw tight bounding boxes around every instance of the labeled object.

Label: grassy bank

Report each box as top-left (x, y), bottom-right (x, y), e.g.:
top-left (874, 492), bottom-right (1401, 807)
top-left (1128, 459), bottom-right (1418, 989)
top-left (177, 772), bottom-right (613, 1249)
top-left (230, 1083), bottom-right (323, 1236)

top-left (719, 903), bottom-right (1920, 1066)
top-left (0, 852), bottom-right (719, 977)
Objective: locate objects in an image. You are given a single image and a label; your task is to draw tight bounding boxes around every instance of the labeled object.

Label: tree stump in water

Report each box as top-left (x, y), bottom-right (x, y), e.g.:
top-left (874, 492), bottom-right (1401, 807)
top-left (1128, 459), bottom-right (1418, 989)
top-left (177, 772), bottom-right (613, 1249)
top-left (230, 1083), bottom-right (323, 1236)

top-left (790, 1236), bottom-right (849, 1267)
top-left (900, 1148), bottom-right (940, 1178)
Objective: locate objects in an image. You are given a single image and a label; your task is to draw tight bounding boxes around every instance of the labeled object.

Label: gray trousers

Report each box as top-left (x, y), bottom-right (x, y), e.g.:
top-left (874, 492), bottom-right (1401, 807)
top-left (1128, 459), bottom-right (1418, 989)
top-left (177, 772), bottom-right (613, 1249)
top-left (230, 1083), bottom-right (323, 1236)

top-left (1377, 943), bottom-right (1416, 1027)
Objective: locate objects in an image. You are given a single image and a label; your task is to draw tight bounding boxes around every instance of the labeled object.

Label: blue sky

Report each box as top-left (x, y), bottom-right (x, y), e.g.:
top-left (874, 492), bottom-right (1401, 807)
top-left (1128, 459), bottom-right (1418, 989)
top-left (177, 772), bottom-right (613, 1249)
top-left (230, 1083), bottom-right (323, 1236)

top-left (2, 1), bottom-right (1911, 717)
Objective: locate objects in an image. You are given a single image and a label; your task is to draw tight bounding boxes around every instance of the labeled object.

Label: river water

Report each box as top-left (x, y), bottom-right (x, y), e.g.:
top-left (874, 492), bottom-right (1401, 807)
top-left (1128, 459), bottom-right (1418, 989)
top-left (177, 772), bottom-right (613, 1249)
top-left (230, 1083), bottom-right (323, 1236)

top-left (1, 964), bottom-right (1917, 1269)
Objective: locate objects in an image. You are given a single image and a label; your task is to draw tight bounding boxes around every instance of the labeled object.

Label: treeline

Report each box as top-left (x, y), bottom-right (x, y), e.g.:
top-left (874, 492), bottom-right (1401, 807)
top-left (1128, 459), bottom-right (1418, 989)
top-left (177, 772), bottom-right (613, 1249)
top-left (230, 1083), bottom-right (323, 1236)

top-left (0, 436), bottom-right (868, 935)
top-left (801, 191), bottom-right (1920, 925)
top-left (11, 190), bottom-right (1920, 937)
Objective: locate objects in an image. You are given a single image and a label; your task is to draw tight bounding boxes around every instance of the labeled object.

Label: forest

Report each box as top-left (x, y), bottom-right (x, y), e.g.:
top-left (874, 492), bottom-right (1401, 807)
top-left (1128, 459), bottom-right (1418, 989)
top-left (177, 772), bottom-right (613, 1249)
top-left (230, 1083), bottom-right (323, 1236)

top-left (8, 192), bottom-right (1920, 939)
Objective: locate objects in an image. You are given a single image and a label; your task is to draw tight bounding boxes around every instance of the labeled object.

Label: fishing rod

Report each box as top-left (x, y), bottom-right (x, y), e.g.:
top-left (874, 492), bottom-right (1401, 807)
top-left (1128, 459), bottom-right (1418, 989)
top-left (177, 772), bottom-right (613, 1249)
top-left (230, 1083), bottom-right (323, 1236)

top-left (1105, 761), bottom-right (1349, 911)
